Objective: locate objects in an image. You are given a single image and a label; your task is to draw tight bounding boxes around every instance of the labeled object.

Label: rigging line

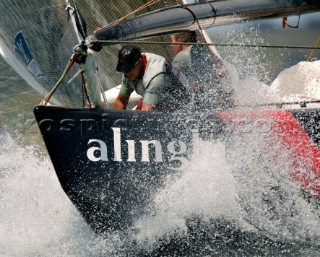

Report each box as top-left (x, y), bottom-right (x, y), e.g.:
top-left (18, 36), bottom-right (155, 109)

top-left (81, 72), bottom-right (92, 107)
top-left (142, 0), bottom-right (157, 12)
top-left (93, 39), bottom-right (320, 50)
top-left (172, 0), bottom-right (209, 45)
top-left (103, 0), bottom-right (159, 30)
top-left (40, 52), bottom-right (78, 105)
top-left (307, 36), bottom-right (320, 62)
top-left (239, 100), bottom-right (320, 108)
top-left (148, 0), bottom-right (171, 58)
top-left (96, 68), bottom-right (108, 108)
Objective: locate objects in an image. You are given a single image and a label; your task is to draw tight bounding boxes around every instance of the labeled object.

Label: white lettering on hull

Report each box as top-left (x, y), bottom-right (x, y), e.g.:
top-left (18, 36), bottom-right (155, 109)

top-left (126, 140), bottom-right (136, 162)
top-left (87, 139), bottom-right (108, 161)
top-left (112, 128), bottom-right (122, 161)
top-left (140, 140), bottom-right (163, 162)
top-left (86, 127), bottom-right (197, 169)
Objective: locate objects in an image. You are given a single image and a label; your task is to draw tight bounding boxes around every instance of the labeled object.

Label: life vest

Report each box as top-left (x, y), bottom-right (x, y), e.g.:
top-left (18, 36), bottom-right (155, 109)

top-left (125, 53), bottom-right (190, 109)
top-left (142, 53), bottom-right (189, 91)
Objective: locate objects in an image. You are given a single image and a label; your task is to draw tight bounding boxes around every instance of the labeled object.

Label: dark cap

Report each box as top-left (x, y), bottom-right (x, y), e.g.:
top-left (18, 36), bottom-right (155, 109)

top-left (116, 45), bottom-right (142, 73)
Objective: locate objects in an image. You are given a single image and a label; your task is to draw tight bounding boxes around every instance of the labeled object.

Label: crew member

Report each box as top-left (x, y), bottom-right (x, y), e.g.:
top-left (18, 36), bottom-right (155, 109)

top-left (170, 31), bottom-right (234, 110)
top-left (113, 45), bottom-right (189, 111)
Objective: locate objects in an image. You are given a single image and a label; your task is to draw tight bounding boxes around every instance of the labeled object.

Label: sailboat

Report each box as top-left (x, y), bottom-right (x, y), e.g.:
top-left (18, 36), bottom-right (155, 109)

top-left (33, 0), bottom-right (320, 234)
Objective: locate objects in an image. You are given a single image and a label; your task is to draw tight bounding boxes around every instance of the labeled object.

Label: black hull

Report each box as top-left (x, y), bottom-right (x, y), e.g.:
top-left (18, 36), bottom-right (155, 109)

top-left (34, 106), bottom-right (206, 232)
top-left (34, 106), bottom-right (320, 233)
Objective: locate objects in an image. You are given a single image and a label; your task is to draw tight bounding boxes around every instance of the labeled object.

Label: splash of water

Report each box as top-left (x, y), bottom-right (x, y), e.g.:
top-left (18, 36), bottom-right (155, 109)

top-left (227, 123), bottom-right (320, 242)
top-left (0, 141), bottom-right (116, 257)
top-left (132, 140), bottom-right (247, 250)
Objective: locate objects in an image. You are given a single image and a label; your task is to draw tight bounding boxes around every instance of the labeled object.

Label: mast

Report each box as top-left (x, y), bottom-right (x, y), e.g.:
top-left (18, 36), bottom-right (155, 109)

top-left (65, 0), bottom-right (85, 44)
top-left (65, 0), bottom-right (107, 109)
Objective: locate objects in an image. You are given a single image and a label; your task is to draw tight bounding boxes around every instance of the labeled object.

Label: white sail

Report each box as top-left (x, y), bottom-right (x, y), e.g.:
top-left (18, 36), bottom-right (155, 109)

top-left (0, 35), bottom-right (61, 106)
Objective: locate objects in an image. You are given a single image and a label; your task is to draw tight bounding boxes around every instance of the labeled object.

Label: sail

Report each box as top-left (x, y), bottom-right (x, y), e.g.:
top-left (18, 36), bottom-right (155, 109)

top-left (0, 0), bottom-right (80, 116)
top-left (0, 0), bottom-right (176, 129)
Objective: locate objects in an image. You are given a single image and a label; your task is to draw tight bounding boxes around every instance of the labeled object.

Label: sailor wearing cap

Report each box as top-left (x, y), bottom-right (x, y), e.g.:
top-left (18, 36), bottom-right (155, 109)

top-left (113, 45), bottom-right (190, 111)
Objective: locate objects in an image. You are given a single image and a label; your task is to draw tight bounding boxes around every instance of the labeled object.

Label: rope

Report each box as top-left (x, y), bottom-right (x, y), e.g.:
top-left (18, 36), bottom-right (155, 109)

top-left (103, 0), bottom-right (159, 30)
top-left (81, 72), bottom-right (92, 107)
top-left (307, 36), bottom-right (320, 62)
top-left (81, 72), bottom-right (86, 107)
top-left (40, 52), bottom-right (78, 105)
top-left (172, 0), bottom-right (209, 45)
top-left (92, 39), bottom-right (320, 50)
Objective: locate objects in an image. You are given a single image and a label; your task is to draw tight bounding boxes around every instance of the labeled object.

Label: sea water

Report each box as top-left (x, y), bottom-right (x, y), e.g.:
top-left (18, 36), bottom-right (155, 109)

top-left (1, 127), bottom-right (320, 257)
top-left (2, 76), bottom-right (320, 255)
top-left (0, 136), bottom-right (101, 257)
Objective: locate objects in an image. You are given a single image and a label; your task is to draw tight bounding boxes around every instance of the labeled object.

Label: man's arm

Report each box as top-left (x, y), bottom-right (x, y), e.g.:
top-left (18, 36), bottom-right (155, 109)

top-left (141, 73), bottom-right (167, 111)
top-left (113, 93), bottom-right (130, 110)
top-left (140, 103), bottom-right (153, 111)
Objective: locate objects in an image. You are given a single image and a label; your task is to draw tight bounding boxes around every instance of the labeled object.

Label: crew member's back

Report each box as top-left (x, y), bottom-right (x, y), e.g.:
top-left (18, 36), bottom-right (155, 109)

top-left (171, 31), bottom-right (234, 111)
